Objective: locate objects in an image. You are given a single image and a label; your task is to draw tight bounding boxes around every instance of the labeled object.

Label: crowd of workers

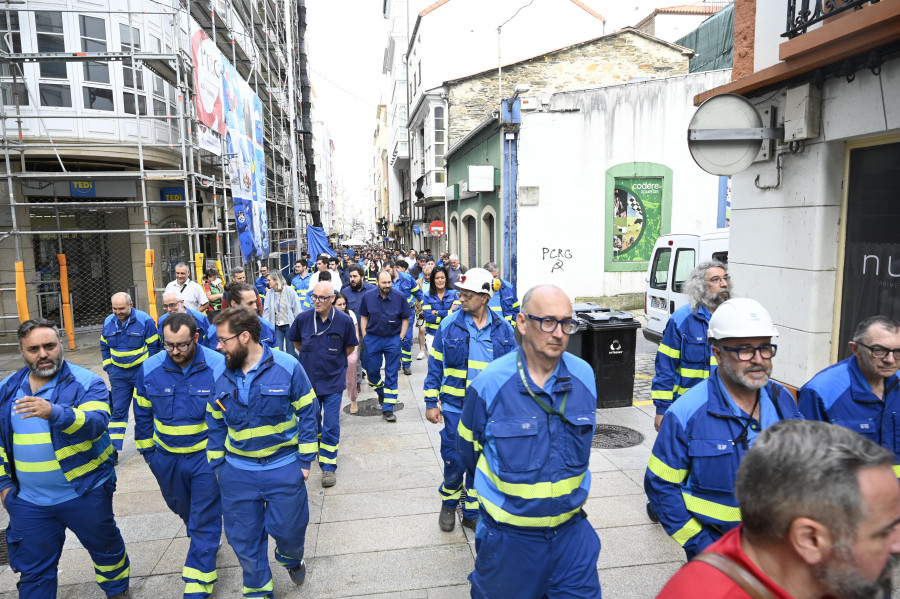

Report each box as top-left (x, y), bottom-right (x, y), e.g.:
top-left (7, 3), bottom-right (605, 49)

top-left (0, 247), bottom-right (898, 599)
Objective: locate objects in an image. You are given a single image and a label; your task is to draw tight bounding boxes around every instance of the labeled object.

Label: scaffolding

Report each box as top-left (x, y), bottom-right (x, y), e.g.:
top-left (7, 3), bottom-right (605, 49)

top-left (0, 0), bottom-right (311, 340)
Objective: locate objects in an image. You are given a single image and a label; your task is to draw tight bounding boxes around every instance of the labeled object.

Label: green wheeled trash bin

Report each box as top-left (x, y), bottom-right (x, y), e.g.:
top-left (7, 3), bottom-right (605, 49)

top-left (580, 311), bottom-right (641, 409)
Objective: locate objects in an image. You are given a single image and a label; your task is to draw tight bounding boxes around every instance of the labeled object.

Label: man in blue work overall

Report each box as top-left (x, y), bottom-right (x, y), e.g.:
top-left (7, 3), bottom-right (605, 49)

top-left (799, 315), bottom-right (900, 469)
top-left (391, 259), bottom-right (424, 376)
top-left (206, 307), bottom-right (318, 596)
top-left (288, 281), bottom-right (358, 487)
top-left (645, 298), bottom-right (802, 559)
top-left (254, 264), bottom-right (269, 304)
top-left (483, 262), bottom-right (520, 328)
top-left (459, 285), bottom-right (600, 599)
top-left (134, 313), bottom-right (225, 598)
top-left (205, 283), bottom-right (277, 350)
top-left (359, 269), bottom-right (412, 422)
top-left (425, 267), bottom-right (516, 532)
top-left (1, 319), bottom-right (130, 599)
top-left (100, 291), bottom-right (161, 462)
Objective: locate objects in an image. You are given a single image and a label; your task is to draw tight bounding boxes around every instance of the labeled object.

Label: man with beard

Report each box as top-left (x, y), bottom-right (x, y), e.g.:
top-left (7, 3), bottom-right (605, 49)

top-left (799, 316), bottom-right (900, 468)
top-left (645, 298), bottom-right (802, 559)
top-left (206, 307), bottom-right (318, 594)
top-left (0, 319), bottom-right (130, 598)
top-left (652, 261), bottom-right (732, 432)
top-left (658, 419), bottom-right (900, 599)
top-left (134, 313), bottom-right (224, 598)
top-left (359, 269), bottom-right (412, 422)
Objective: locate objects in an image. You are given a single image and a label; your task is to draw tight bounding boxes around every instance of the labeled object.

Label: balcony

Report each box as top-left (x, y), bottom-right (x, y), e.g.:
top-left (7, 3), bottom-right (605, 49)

top-left (785, 0), bottom-right (880, 38)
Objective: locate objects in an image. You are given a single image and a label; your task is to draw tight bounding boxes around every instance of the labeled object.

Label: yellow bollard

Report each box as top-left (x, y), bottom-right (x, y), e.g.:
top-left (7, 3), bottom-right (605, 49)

top-left (57, 254), bottom-right (76, 349)
top-left (14, 261), bottom-right (29, 322)
top-left (145, 249), bottom-right (158, 321)
top-left (195, 253), bottom-right (205, 279)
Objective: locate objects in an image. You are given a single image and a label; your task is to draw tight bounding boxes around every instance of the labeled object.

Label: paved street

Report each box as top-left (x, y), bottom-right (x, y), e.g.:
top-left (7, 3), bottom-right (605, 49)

top-left (0, 317), bottom-right (686, 598)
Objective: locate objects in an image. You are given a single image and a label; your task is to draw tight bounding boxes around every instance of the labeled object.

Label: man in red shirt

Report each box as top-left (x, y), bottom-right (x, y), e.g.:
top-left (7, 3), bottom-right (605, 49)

top-left (658, 419), bottom-right (900, 599)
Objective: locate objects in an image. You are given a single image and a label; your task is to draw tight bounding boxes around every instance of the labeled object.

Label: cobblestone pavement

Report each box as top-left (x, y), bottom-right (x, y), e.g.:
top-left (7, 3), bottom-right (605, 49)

top-left (0, 322), bottom-right (683, 599)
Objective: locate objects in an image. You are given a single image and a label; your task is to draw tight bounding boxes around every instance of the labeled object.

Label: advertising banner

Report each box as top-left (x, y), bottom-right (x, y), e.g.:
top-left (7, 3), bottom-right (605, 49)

top-left (223, 58), bottom-right (268, 262)
top-left (611, 177), bottom-right (662, 263)
top-left (190, 22), bottom-right (225, 135)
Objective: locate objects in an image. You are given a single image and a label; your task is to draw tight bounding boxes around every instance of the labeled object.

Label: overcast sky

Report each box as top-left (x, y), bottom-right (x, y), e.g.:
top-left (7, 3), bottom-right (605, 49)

top-left (304, 0), bottom-right (704, 223)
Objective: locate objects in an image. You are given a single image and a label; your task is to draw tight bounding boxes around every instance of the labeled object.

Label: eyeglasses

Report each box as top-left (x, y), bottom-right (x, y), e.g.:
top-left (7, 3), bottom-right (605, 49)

top-left (707, 275), bottom-right (730, 285)
top-left (217, 333), bottom-right (239, 345)
top-left (857, 342), bottom-right (900, 360)
top-left (719, 344), bottom-right (777, 361)
top-left (163, 340), bottom-right (194, 352)
top-left (162, 302), bottom-right (182, 309)
top-left (523, 313), bottom-right (579, 335)
top-left (311, 293), bottom-right (333, 302)
top-left (458, 291), bottom-right (476, 300)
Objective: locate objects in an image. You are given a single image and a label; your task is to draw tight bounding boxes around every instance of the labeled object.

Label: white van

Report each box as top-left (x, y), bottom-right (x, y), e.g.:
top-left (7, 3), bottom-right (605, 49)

top-left (643, 230), bottom-right (729, 343)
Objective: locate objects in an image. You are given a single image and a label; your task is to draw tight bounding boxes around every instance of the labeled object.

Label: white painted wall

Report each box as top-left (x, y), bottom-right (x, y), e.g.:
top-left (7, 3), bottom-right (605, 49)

top-left (648, 13), bottom-right (712, 43)
top-left (754, 0), bottom-right (791, 72)
top-left (515, 69), bottom-right (732, 301)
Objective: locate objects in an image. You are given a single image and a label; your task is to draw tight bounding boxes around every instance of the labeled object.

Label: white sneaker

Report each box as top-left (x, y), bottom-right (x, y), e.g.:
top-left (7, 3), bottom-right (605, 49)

top-left (416, 351), bottom-right (426, 360)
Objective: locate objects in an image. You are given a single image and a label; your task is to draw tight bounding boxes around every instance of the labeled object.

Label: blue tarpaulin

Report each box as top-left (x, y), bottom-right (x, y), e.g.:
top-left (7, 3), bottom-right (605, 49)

top-left (307, 225), bottom-right (336, 258)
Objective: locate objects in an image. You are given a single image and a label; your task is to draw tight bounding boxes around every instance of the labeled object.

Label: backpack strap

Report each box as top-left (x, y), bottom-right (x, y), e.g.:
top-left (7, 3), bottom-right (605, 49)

top-left (691, 552), bottom-right (777, 599)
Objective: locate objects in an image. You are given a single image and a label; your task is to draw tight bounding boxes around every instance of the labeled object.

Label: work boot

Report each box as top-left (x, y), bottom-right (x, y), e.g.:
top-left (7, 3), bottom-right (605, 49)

top-left (462, 516), bottom-right (478, 531)
top-left (321, 471), bottom-right (336, 488)
top-left (288, 560), bottom-right (307, 585)
top-left (383, 411), bottom-right (396, 423)
top-left (108, 590), bottom-right (130, 599)
top-left (439, 506), bottom-right (456, 532)
top-left (112, 451), bottom-right (119, 466)
top-left (403, 366), bottom-right (412, 376)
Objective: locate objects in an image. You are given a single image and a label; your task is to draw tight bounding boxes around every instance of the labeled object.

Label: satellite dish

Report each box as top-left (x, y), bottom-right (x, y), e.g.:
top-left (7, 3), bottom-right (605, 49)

top-left (687, 94), bottom-right (782, 176)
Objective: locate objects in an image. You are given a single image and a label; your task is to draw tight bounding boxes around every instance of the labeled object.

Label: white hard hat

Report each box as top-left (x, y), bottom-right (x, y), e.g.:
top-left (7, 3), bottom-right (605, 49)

top-left (455, 267), bottom-right (494, 298)
top-left (707, 298), bottom-right (778, 340)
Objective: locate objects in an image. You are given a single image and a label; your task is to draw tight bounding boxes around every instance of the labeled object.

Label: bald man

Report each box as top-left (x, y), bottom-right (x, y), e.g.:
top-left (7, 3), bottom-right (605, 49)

top-left (100, 292), bottom-right (160, 461)
top-left (158, 290), bottom-right (211, 346)
top-left (459, 285), bottom-right (601, 598)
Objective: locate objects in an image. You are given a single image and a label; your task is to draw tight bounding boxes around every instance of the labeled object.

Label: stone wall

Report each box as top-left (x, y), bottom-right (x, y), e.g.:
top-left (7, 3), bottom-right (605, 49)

top-left (447, 30), bottom-right (690, 147)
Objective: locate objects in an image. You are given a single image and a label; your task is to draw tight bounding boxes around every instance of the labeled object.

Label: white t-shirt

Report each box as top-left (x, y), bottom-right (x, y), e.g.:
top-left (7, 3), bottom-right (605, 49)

top-left (307, 270), bottom-right (344, 293)
top-left (165, 279), bottom-right (208, 312)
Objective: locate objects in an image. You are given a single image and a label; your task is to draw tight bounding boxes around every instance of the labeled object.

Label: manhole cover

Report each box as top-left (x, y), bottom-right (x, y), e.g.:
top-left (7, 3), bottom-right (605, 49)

top-left (343, 398), bottom-right (405, 417)
top-left (592, 424), bottom-right (644, 449)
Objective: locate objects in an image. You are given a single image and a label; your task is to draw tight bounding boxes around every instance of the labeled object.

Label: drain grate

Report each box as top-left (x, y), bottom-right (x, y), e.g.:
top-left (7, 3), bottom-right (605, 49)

top-left (343, 398), bottom-right (405, 417)
top-left (592, 424), bottom-right (645, 449)
top-left (0, 533), bottom-right (7, 566)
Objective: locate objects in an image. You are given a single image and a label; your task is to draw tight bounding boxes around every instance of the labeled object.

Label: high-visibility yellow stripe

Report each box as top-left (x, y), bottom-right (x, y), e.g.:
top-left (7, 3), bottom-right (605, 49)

top-left (79, 401), bottom-right (111, 413)
top-left (13, 432), bottom-right (51, 445)
top-left (445, 367), bottom-right (467, 378)
top-left (477, 460), bottom-right (585, 499)
top-left (479, 495), bottom-right (580, 528)
top-left (490, 306), bottom-right (502, 312)
top-left (243, 579), bottom-right (274, 594)
top-left (682, 492), bottom-right (741, 522)
top-left (100, 335), bottom-right (107, 344)
top-left (109, 345), bottom-right (148, 357)
top-left (154, 419), bottom-right (207, 436)
top-left (651, 390), bottom-right (674, 400)
top-left (318, 455), bottom-right (337, 464)
top-left (228, 419), bottom-right (294, 441)
top-left (135, 438), bottom-right (155, 449)
top-left (710, 355), bottom-right (718, 366)
top-left (319, 442), bottom-right (338, 452)
top-left (298, 442), bottom-right (318, 453)
top-left (55, 438), bottom-right (95, 460)
top-left (62, 409), bottom-right (86, 435)
top-left (153, 435), bottom-right (207, 454)
top-left (183, 566), bottom-right (217, 583)
top-left (893, 465), bottom-right (900, 478)
top-left (671, 517), bottom-right (703, 546)
top-left (65, 444), bottom-right (114, 480)
top-left (96, 566), bottom-right (129, 583)
top-left (468, 359), bottom-right (488, 370)
top-left (430, 348), bottom-right (443, 361)
top-left (292, 390), bottom-right (316, 410)
top-left (95, 555), bottom-right (128, 572)
top-left (423, 389), bottom-right (439, 398)
top-left (207, 450), bottom-right (225, 461)
top-left (146, 334), bottom-right (159, 344)
top-left (206, 404), bottom-right (223, 419)
top-left (658, 344), bottom-right (680, 359)
top-left (185, 582), bottom-right (214, 594)
top-left (225, 437), bottom-right (296, 458)
top-left (647, 454), bottom-right (689, 484)
top-left (457, 422), bottom-right (483, 452)
top-left (440, 385), bottom-right (465, 397)
top-left (134, 394), bottom-right (152, 408)
top-left (102, 358), bottom-right (114, 366)
top-left (108, 352), bottom-right (149, 369)
top-left (679, 367), bottom-right (709, 379)
top-left (14, 459), bottom-right (60, 472)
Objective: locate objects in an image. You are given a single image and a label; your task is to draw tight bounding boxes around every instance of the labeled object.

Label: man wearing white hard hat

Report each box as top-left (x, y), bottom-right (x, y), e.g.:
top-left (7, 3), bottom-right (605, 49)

top-left (423, 267), bottom-right (516, 532)
top-left (644, 298), bottom-right (802, 559)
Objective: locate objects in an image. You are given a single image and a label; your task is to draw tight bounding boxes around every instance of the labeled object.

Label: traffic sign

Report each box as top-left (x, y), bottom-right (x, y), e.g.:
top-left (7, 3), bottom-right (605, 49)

top-left (429, 220), bottom-right (445, 237)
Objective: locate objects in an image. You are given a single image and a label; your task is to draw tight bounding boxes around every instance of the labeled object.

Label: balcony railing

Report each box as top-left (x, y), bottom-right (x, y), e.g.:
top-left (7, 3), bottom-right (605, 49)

top-left (785, 0), bottom-right (879, 38)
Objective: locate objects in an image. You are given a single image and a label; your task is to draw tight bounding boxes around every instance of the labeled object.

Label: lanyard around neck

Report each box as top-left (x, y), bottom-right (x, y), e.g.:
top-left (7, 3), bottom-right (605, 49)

top-left (516, 351), bottom-right (570, 424)
top-left (313, 307), bottom-right (335, 336)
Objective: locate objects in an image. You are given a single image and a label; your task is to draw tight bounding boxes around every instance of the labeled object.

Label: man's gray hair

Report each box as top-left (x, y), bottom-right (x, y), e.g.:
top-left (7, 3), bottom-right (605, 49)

top-left (483, 262), bottom-right (499, 274)
top-left (163, 290), bottom-right (184, 302)
top-left (449, 254), bottom-right (459, 261)
top-left (111, 292), bottom-right (133, 305)
top-left (682, 261), bottom-right (727, 312)
top-left (174, 262), bottom-right (188, 270)
top-left (231, 266), bottom-right (245, 276)
top-left (851, 315), bottom-right (900, 344)
top-left (17, 318), bottom-right (62, 343)
top-left (736, 419), bottom-right (895, 545)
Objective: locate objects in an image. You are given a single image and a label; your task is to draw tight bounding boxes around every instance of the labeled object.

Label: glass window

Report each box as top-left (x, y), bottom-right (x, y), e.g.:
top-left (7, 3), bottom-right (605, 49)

top-left (120, 24), bottom-right (143, 90)
top-left (672, 249), bottom-right (696, 293)
top-left (0, 12), bottom-right (22, 80)
top-left (39, 83), bottom-right (71, 107)
top-left (36, 12), bottom-right (67, 79)
top-left (650, 248), bottom-right (671, 291)
top-left (83, 87), bottom-right (114, 111)
top-left (123, 91), bottom-right (146, 115)
top-left (80, 16), bottom-right (109, 84)
top-left (1, 82), bottom-right (28, 106)
top-left (153, 98), bottom-right (166, 116)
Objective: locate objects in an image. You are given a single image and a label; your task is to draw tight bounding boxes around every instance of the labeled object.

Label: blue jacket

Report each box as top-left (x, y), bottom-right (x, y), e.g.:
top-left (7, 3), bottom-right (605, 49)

top-left (100, 308), bottom-right (161, 379)
top-left (424, 309), bottom-right (516, 411)
top-left (158, 308), bottom-right (210, 346)
top-left (459, 351), bottom-right (597, 529)
top-left (291, 272), bottom-right (312, 308)
top-left (487, 278), bottom-right (521, 328)
top-left (134, 344), bottom-right (226, 455)
top-left (255, 275), bottom-right (268, 301)
top-left (645, 372), bottom-right (801, 557)
top-left (422, 290), bottom-right (459, 335)
top-left (206, 346), bottom-right (318, 471)
top-left (651, 304), bottom-right (717, 415)
top-left (0, 362), bottom-right (114, 495)
top-left (799, 355), bottom-right (900, 470)
top-left (394, 271), bottom-right (423, 310)
top-left (205, 317), bottom-right (277, 350)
